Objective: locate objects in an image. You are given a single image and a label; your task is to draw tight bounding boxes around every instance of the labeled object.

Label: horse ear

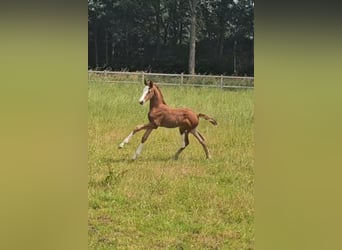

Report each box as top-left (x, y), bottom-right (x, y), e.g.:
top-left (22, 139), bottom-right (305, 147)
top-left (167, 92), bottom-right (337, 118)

top-left (144, 79), bottom-right (153, 87)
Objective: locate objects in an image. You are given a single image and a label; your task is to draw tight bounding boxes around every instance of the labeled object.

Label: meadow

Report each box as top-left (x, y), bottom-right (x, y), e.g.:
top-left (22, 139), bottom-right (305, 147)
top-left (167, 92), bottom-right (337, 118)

top-left (88, 81), bottom-right (254, 249)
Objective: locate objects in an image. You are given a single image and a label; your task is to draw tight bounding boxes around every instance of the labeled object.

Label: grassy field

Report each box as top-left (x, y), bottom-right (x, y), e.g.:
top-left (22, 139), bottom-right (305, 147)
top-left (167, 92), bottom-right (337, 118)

top-left (88, 81), bottom-right (254, 249)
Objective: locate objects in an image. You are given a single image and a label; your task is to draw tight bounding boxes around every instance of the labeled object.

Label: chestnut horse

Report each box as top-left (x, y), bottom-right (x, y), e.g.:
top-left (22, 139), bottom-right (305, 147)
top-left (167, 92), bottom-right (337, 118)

top-left (119, 80), bottom-right (217, 160)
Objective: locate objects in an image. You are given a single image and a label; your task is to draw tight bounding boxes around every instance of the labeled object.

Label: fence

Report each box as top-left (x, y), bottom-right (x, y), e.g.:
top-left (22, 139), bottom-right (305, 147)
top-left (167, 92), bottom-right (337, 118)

top-left (88, 70), bottom-right (254, 89)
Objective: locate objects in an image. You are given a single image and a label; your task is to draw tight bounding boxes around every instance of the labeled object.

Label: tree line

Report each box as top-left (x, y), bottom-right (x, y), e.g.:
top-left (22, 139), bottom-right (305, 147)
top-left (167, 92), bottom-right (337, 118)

top-left (88, 0), bottom-right (254, 76)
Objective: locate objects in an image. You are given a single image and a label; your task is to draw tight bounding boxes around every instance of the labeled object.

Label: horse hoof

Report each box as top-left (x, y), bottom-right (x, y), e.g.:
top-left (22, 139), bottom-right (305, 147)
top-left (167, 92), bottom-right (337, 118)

top-left (118, 143), bottom-right (124, 149)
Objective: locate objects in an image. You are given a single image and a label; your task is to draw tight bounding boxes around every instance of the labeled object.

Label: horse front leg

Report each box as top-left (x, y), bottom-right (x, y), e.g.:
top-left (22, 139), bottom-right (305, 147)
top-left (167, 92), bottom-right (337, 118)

top-left (132, 128), bottom-right (154, 160)
top-left (118, 123), bottom-right (154, 148)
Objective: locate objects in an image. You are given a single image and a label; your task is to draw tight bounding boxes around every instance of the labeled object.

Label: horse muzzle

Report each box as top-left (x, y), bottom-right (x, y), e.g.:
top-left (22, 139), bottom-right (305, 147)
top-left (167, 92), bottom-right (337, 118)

top-left (139, 100), bottom-right (144, 105)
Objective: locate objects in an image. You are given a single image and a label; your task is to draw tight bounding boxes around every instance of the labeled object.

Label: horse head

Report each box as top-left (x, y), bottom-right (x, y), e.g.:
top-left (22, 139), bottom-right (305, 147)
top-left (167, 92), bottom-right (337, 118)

top-left (139, 80), bottom-right (155, 105)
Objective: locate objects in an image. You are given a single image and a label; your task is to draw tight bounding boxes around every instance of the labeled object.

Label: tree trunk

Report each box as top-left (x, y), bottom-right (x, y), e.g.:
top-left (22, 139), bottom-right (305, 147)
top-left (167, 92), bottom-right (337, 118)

top-left (178, 22), bottom-right (183, 45)
top-left (125, 26), bottom-right (129, 65)
top-left (155, 0), bottom-right (161, 59)
top-left (94, 29), bottom-right (98, 68)
top-left (111, 40), bottom-right (115, 66)
top-left (188, 0), bottom-right (197, 74)
top-left (105, 30), bottom-right (109, 66)
top-left (163, 23), bottom-right (169, 45)
top-left (217, 28), bottom-right (225, 60)
top-left (233, 39), bottom-right (238, 75)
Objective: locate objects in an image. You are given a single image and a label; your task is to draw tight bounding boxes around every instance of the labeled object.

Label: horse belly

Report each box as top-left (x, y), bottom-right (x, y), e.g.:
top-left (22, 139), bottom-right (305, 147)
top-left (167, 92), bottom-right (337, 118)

top-left (162, 114), bottom-right (197, 129)
top-left (160, 117), bottom-right (180, 128)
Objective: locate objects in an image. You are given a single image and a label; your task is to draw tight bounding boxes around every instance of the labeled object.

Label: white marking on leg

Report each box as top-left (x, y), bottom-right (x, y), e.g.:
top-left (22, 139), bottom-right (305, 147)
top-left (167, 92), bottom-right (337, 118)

top-left (181, 133), bottom-right (186, 148)
top-left (124, 132), bottom-right (134, 143)
top-left (132, 143), bottom-right (144, 160)
top-left (119, 131), bottom-right (133, 148)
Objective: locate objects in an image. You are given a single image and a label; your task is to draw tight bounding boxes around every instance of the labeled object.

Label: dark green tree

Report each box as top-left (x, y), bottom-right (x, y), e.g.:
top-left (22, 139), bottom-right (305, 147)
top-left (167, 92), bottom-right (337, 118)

top-left (88, 0), bottom-right (254, 75)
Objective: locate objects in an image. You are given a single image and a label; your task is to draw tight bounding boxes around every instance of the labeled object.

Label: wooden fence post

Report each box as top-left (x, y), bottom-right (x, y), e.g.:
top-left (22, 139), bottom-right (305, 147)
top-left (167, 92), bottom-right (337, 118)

top-left (181, 73), bottom-right (184, 86)
top-left (220, 75), bottom-right (223, 89)
top-left (142, 72), bottom-right (145, 84)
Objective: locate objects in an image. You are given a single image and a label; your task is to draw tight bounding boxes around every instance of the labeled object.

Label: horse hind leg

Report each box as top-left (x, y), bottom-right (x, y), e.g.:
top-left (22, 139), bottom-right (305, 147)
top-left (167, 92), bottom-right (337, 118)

top-left (174, 130), bottom-right (189, 160)
top-left (191, 129), bottom-right (211, 159)
top-left (196, 130), bottom-right (205, 141)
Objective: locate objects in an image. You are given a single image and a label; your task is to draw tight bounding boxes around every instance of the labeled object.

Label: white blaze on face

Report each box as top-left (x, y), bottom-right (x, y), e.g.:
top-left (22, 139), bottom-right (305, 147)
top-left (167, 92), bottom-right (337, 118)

top-left (139, 86), bottom-right (150, 104)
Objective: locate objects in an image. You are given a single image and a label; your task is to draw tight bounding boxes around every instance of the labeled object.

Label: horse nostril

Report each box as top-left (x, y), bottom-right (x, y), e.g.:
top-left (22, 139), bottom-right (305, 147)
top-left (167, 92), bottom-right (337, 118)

top-left (139, 101), bottom-right (144, 105)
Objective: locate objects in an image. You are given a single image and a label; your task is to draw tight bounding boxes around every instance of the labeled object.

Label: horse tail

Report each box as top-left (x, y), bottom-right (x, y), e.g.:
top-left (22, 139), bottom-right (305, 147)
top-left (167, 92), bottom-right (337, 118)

top-left (198, 113), bottom-right (217, 126)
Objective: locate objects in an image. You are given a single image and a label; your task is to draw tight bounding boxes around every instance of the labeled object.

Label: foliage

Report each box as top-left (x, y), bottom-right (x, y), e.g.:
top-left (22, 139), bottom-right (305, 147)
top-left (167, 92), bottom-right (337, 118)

top-left (88, 81), bottom-right (254, 249)
top-left (88, 0), bottom-right (254, 75)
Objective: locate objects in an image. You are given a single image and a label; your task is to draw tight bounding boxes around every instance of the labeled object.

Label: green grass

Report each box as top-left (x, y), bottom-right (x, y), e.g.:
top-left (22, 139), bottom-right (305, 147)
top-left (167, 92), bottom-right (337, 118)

top-left (88, 81), bottom-right (254, 249)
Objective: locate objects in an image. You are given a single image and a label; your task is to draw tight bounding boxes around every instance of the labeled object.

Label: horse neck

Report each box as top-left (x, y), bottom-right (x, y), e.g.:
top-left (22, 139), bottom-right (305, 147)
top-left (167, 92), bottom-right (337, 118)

top-left (150, 86), bottom-right (166, 109)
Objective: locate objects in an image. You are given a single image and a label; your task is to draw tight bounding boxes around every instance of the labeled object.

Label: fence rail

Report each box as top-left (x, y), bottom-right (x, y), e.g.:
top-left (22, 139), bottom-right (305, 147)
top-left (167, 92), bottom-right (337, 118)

top-left (88, 70), bottom-right (254, 89)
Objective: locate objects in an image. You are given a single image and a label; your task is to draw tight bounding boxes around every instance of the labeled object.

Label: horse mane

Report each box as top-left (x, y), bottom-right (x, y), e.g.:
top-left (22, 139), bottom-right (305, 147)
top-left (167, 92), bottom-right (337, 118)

top-left (153, 83), bottom-right (167, 105)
